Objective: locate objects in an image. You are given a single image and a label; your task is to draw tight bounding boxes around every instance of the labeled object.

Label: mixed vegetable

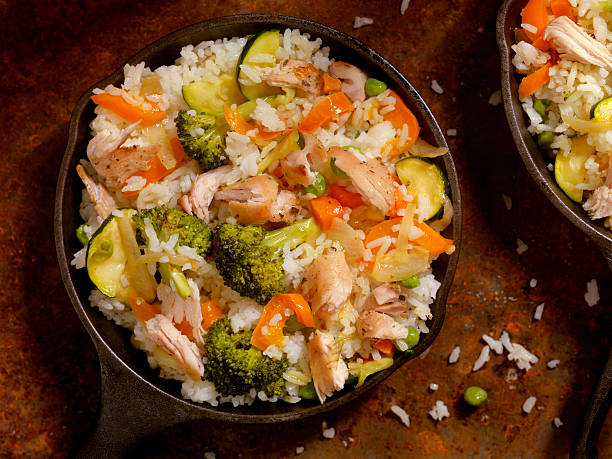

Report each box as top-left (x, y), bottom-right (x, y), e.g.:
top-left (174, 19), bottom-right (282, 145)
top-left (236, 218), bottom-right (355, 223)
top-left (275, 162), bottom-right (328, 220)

top-left (75, 29), bottom-right (455, 404)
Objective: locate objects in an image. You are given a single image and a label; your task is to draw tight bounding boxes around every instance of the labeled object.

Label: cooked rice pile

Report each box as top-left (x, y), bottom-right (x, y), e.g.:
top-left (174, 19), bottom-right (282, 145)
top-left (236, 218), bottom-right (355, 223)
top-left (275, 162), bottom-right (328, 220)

top-left (73, 29), bottom-right (450, 406)
top-left (512, 0), bottom-right (612, 228)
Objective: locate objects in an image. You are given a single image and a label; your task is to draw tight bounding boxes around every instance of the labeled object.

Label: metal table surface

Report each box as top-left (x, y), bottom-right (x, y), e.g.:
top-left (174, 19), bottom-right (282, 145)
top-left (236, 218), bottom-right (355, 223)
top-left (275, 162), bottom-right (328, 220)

top-left (1, 0), bottom-right (611, 456)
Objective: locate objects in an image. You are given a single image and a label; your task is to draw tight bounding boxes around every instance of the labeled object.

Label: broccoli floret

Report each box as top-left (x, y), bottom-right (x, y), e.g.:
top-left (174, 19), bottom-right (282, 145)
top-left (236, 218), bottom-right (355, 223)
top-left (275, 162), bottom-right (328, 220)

top-left (132, 206), bottom-right (213, 258)
top-left (213, 218), bottom-right (320, 304)
top-left (204, 318), bottom-right (288, 397)
top-left (175, 110), bottom-right (228, 171)
top-left (214, 224), bottom-right (284, 305)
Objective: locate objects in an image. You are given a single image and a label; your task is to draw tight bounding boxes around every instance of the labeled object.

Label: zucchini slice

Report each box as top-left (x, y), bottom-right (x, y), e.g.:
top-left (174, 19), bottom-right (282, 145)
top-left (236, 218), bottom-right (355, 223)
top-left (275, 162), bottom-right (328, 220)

top-left (237, 30), bottom-right (282, 100)
top-left (590, 96), bottom-right (612, 121)
top-left (257, 129), bottom-right (304, 173)
top-left (182, 74), bottom-right (245, 114)
top-left (395, 157), bottom-right (449, 220)
top-left (554, 135), bottom-right (595, 202)
top-left (86, 211), bottom-right (133, 302)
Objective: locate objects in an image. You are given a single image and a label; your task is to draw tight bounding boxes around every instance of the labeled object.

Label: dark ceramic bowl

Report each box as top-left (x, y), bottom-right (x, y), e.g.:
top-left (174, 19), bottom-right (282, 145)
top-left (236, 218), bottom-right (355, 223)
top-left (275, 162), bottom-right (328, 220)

top-left (55, 14), bottom-right (461, 456)
top-left (497, 2), bottom-right (612, 457)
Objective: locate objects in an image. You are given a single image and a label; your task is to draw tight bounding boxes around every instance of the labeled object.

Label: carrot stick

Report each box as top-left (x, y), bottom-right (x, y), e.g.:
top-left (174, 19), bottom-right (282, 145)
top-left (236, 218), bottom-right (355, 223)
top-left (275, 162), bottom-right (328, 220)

top-left (310, 196), bottom-right (344, 230)
top-left (518, 62), bottom-right (552, 99)
top-left (298, 92), bottom-right (354, 133)
top-left (373, 339), bottom-right (396, 357)
top-left (201, 300), bottom-right (225, 331)
top-left (224, 103), bottom-right (281, 140)
top-left (91, 93), bottom-right (166, 125)
top-left (129, 296), bottom-right (160, 322)
top-left (322, 73), bottom-right (342, 93)
top-left (382, 90), bottom-right (420, 150)
top-left (413, 220), bottom-right (454, 257)
top-left (550, 0), bottom-right (576, 21)
top-left (329, 184), bottom-right (363, 208)
top-left (520, 0), bottom-right (550, 40)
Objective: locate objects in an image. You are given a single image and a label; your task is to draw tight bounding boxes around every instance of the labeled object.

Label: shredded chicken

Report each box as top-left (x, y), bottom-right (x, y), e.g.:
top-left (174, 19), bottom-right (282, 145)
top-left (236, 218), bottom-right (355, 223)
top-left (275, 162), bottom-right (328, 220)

top-left (257, 59), bottom-right (322, 95)
top-left (357, 310), bottom-right (408, 340)
top-left (156, 281), bottom-right (204, 347)
top-left (363, 283), bottom-right (407, 315)
top-left (281, 133), bottom-right (327, 187)
top-left (86, 122), bottom-right (161, 190)
top-left (76, 165), bottom-right (117, 219)
top-left (544, 16), bottom-right (612, 71)
top-left (214, 175), bottom-right (278, 224)
top-left (307, 330), bottom-right (348, 403)
top-left (328, 61), bottom-right (368, 102)
top-left (179, 165), bottom-right (231, 221)
top-left (584, 156), bottom-right (612, 219)
top-left (302, 246), bottom-right (353, 320)
top-left (269, 190), bottom-right (301, 223)
top-left (328, 146), bottom-right (395, 215)
top-left (145, 314), bottom-right (204, 380)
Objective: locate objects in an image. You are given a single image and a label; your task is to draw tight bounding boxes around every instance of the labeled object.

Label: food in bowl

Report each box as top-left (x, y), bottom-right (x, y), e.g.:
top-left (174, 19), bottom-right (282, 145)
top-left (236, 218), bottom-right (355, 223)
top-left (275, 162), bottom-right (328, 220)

top-left (71, 28), bottom-right (455, 406)
top-left (511, 0), bottom-right (612, 228)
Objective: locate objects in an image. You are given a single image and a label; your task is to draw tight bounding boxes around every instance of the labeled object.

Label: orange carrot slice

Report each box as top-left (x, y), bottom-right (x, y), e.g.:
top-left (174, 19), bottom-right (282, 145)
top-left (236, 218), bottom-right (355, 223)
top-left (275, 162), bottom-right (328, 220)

top-left (310, 196), bottom-right (344, 230)
top-left (520, 0), bottom-right (550, 41)
top-left (518, 62), bottom-right (552, 99)
top-left (129, 296), bottom-right (160, 323)
top-left (298, 92), bottom-right (354, 133)
top-left (383, 90), bottom-right (420, 150)
top-left (91, 93), bottom-right (166, 125)
top-left (550, 0), bottom-right (576, 21)
top-left (322, 73), bottom-right (343, 93)
top-left (329, 184), bottom-right (363, 208)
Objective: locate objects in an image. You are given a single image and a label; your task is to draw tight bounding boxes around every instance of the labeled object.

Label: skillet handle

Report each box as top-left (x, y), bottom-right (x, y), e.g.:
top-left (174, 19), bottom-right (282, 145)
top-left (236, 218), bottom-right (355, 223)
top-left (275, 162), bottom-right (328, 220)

top-left (76, 348), bottom-right (197, 458)
top-left (571, 348), bottom-right (612, 459)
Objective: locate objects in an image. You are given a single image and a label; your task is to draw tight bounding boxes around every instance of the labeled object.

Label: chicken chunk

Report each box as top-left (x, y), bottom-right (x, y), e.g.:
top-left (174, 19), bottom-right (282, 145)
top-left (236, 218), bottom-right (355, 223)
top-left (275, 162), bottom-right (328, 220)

top-left (145, 314), bottom-right (204, 380)
top-left (86, 122), bottom-right (160, 190)
top-left (357, 310), bottom-right (408, 340)
top-left (76, 165), bottom-right (117, 219)
top-left (328, 61), bottom-right (368, 102)
top-left (156, 280), bottom-right (204, 347)
top-left (363, 283), bottom-right (408, 316)
top-left (269, 190), bottom-right (301, 224)
top-left (214, 175), bottom-right (279, 224)
top-left (307, 330), bottom-right (348, 403)
top-left (302, 246), bottom-right (353, 319)
top-left (544, 16), bottom-right (612, 71)
top-left (179, 165), bottom-right (232, 222)
top-left (328, 146), bottom-right (395, 215)
top-left (281, 132), bottom-right (327, 187)
top-left (584, 156), bottom-right (612, 219)
top-left (257, 59), bottom-right (322, 95)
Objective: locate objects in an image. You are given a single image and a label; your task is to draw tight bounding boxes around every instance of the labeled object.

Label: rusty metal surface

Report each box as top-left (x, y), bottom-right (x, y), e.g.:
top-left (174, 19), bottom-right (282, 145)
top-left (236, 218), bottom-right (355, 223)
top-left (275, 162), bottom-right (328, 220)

top-left (1, 0), bottom-right (611, 457)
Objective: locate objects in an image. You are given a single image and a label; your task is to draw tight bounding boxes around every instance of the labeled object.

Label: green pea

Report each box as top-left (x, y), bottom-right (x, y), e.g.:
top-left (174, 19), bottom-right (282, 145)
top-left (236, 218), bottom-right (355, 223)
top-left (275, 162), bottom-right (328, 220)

top-left (299, 382), bottom-right (317, 400)
top-left (303, 172), bottom-right (327, 196)
top-left (330, 157), bottom-right (348, 178)
top-left (365, 78), bottom-right (387, 97)
top-left (394, 327), bottom-right (419, 351)
top-left (533, 98), bottom-right (550, 117)
top-left (537, 131), bottom-right (556, 149)
top-left (400, 275), bottom-right (420, 289)
top-left (464, 386), bottom-right (488, 406)
top-left (76, 224), bottom-right (89, 246)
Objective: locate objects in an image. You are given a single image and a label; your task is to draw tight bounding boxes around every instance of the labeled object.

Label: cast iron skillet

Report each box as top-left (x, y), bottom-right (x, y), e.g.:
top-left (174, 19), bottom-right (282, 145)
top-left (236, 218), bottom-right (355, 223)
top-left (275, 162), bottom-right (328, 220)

top-left (55, 14), bottom-right (461, 457)
top-left (497, 2), bottom-right (612, 458)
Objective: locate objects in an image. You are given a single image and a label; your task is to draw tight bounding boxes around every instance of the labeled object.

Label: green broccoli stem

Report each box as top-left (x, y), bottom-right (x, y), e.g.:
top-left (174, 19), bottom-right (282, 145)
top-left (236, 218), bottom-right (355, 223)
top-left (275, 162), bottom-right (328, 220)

top-left (262, 218), bottom-right (321, 256)
top-left (158, 263), bottom-right (192, 299)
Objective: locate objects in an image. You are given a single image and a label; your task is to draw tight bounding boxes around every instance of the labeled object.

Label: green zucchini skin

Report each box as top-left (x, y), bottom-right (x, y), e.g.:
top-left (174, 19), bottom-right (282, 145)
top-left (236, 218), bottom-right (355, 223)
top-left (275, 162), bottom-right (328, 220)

top-left (395, 157), bottom-right (448, 221)
top-left (236, 30), bottom-right (282, 100)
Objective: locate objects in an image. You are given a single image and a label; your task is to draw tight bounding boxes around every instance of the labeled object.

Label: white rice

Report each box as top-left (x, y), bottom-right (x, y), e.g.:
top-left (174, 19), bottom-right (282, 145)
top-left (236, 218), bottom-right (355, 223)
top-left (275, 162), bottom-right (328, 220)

top-left (429, 400), bottom-right (450, 421)
top-left (429, 383), bottom-right (439, 391)
top-left (516, 238), bottom-right (529, 255)
top-left (446, 128), bottom-right (457, 137)
top-left (473, 345), bottom-right (490, 372)
top-left (400, 0), bottom-right (411, 15)
top-left (529, 278), bottom-right (537, 288)
top-left (522, 396), bottom-right (537, 414)
top-left (295, 446), bottom-right (305, 455)
top-left (353, 17), bottom-right (374, 29)
top-left (322, 422), bottom-right (336, 439)
top-left (553, 417), bottom-right (564, 428)
top-left (390, 405), bottom-right (411, 427)
top-left (488, 90), bottom-right (502, 106)
top-left (501, 193), bottom-right (512, 210)
top-left (584, 279), bottom-right (600, 306)
top-left (547, 359), bottom-right (560, 369)
top-left (448, 346), bottom-right (461, 364)
top-left (431, 80), bottom-right (444, 94)
top-left (482, 334), bottom-right (503, 355)
top-left (533, 303), bottom-right (545, 321)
